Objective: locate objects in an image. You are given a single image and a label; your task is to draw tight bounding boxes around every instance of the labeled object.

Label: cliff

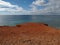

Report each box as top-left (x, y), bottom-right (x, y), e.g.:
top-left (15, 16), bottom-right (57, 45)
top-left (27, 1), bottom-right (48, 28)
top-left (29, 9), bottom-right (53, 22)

top-left (0, 22), bottom-right (60, 45)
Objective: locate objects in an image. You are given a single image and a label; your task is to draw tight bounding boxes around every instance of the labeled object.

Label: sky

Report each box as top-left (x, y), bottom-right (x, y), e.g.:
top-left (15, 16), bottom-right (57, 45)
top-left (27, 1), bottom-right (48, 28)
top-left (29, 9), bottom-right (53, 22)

top-left (0, 0), bottom-right (60, 15)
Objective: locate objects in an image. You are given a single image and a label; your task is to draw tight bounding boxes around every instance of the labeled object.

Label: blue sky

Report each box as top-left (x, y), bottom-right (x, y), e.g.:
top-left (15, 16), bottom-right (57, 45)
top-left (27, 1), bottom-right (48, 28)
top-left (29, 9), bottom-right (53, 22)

top-left (0, 0), bottom-right (60, 15)
top-left (3, 0), bottom-right (35, 10)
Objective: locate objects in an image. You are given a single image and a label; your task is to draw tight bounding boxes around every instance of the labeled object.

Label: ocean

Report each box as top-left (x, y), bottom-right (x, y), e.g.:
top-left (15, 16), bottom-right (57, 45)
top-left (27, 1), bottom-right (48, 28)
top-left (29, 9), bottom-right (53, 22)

top-left (0, 15), bottom-right (60, 28)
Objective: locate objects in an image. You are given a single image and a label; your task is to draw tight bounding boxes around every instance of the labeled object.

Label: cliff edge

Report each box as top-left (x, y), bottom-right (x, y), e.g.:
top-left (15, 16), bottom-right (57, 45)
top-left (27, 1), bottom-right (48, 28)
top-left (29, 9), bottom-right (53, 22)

top-left (0, 22), bottom-right (60, 45)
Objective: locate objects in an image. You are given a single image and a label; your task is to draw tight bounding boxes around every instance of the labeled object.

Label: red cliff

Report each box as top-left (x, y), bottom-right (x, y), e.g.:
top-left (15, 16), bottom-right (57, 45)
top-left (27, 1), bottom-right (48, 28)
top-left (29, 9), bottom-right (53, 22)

top-left (0, 22), bottom-right (60, 45)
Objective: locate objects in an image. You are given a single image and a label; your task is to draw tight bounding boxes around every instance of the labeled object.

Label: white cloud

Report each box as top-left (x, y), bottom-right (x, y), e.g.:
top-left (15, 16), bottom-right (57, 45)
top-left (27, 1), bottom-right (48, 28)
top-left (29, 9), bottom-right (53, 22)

top-left (0, 0), bottom-right (60, 15)
top-left (0, 8), bottom-right (5, 11)
top-left (0, 0), bottom-right (25, 15)
top-left (28, 0), bottom-right (60, 15)
top-left (0, 0), bottom-right (18, 8)
top-left (32, 0), bottom-right (46, 6)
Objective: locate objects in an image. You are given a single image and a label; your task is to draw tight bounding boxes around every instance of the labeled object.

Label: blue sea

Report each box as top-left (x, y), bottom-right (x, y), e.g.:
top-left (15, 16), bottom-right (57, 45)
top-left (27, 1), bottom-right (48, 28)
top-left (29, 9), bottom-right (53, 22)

top-left (0, 15), bottom-right (60, 28)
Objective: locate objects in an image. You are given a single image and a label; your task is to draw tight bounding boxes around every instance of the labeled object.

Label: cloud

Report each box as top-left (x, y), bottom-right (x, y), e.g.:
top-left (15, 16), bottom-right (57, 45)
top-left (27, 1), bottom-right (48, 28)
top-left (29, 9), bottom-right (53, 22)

top-left (0, 0), bottom-right (15, 7)
top-left (28, 0), bottom-right (60, 15)
top-left (32, 0), bottom-right (47, 6)
top-left (0, 0), bottom-right (25, 15)
top-left (0, 0), bottom-right (60, 15)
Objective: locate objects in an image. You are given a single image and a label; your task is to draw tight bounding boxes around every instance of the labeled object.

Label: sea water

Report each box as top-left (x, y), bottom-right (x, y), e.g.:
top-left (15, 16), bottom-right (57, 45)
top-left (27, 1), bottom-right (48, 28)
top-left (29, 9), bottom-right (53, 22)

top-left (0, 15), bottom-right (60, 28)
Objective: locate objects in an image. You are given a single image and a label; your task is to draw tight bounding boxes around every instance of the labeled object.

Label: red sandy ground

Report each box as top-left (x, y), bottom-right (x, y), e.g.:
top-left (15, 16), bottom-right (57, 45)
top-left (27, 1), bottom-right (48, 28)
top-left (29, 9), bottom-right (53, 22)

top-left (0, 22), bottom-right (60, 45)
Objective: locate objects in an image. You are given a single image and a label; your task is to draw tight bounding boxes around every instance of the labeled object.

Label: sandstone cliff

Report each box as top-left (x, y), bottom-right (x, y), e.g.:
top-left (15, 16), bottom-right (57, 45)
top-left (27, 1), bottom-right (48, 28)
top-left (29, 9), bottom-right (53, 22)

top-left (0, 22), bottom-right (60, 45)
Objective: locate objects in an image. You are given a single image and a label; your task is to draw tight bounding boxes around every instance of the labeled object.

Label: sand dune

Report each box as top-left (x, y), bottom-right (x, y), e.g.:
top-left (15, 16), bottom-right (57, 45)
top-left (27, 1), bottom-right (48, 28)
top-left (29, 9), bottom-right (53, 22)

top-left (0, 22), bottom-right (60, 45)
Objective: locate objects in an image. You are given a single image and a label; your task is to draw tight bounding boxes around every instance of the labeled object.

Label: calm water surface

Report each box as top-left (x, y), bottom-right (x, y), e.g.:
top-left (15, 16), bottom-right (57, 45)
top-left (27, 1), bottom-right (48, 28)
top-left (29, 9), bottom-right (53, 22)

top-left (0, 15), bottom-right (60, 28)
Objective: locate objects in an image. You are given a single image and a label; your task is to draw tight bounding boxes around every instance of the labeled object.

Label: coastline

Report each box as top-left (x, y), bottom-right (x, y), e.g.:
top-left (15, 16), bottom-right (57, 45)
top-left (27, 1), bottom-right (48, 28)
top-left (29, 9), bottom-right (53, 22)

top-left (0, 22), bottom-right (60, 45)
